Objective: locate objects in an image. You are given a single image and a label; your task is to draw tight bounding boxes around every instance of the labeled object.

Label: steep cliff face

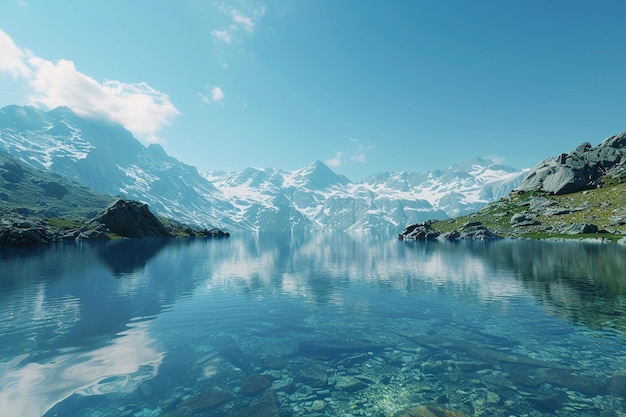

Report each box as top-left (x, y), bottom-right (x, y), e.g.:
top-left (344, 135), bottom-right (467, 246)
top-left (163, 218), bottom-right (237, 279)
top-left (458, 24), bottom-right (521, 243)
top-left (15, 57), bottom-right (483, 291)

top-left (517, 131), bottom-right (626, 195)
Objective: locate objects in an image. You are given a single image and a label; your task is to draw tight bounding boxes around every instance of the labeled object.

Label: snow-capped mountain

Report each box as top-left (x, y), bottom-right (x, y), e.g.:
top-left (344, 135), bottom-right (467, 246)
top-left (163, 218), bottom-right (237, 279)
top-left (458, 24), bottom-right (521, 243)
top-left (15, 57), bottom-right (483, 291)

top-left (204, 161), bottom-right (448, 233)
top-left (0, 105), bottom-right (241, 230)
top-left (361, 158), bottom-right (528, 217)
top-left (0, 105), bottom-right (527, 233)
top-left (204, 158), bottom-right (527, 232)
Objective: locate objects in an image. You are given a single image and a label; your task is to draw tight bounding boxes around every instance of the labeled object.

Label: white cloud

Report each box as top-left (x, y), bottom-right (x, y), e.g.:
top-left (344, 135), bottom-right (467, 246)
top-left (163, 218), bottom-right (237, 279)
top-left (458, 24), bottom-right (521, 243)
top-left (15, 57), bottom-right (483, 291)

top-left (211, 86), bottom-right (225, 104)
top-left (211, 30), bottom-right (232, 44)
top-left (17, 0), bottom-right (27, 10)
top-left (348, 137), bottom-right (371, 164)
top-left (325, 138), bottom-right (372, 169)
top-left (485, 154), bottom-right (505, 164)
top-left (0, 30), bottom-right (32, 78)
top-left (199, 86), bottom-right (225, 105)
top-left (231, 10), bottom-right (255, 34)
top-left (350, 152), bottom-right (366, 163)
top-left (211, 4), bottom-right (266, 44)
top-left (0, 30), bottom-right (179, 145)
top-left (326, 151), bottom-right (343, 168)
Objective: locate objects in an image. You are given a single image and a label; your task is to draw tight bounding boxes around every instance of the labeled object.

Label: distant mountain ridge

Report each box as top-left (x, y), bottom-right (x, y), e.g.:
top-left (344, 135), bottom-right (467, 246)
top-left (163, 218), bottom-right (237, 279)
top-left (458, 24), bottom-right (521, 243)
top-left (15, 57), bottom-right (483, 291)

top-left (0, 105), bottom-right (527, 233)
top-left (203, 158), bottom-right (526, 232)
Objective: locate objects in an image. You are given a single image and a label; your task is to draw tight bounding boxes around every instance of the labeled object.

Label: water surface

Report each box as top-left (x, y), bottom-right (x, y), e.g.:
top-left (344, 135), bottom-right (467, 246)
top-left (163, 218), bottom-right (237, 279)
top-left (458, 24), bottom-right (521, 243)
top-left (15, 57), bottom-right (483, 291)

top-left (1, 234), bottom-right (625, 416)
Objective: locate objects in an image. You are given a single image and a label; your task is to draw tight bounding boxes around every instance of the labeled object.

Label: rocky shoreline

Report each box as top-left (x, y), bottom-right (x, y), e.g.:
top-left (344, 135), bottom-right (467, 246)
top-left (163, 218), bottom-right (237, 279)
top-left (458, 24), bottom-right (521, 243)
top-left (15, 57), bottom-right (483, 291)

top-left (399, 221), bottom-right (500, 241)
top-left (0, 198), bottom-right (229, 246)
top-left (398, 186), bottom-right (626, 244)
top-left (400, 132), bottom-right (626, 243)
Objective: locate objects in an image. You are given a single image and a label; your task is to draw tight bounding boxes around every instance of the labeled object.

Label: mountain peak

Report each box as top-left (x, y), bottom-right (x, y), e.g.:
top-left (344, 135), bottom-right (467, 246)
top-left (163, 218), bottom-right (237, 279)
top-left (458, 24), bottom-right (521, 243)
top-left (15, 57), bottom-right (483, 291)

top-left (295, 160), bottom-right (350, 189)
top-left (49, 105), bottom-right (76, 116)
top-left (304, 159), bottom-right (331, 171)
top-left (0, 105), bottom-right (48, 131)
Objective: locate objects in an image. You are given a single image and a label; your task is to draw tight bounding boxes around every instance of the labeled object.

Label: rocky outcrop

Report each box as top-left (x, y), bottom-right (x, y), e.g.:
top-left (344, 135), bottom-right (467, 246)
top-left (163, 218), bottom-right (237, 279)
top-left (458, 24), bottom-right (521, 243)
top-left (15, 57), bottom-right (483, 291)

top-left (398, 221), bottom-right (440, 240)
top-left (399, 221), bottom-right (500, 241)
top-left (517, 131), bottom-right (626, 195)
top-left (0, 218), bottom-right (54, 246)
top-left (562, 222), bottom-right (599, 235)
top-left (88, 199), bottom-right (171, 238)
top-left (1, 197), bottom-right (231, 245)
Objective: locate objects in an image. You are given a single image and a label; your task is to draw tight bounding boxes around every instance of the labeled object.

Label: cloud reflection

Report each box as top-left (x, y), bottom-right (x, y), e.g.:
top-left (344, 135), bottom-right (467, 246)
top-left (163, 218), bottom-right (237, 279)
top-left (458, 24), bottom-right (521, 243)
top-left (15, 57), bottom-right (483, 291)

top-left (0, 320), bottom-right (163, 417)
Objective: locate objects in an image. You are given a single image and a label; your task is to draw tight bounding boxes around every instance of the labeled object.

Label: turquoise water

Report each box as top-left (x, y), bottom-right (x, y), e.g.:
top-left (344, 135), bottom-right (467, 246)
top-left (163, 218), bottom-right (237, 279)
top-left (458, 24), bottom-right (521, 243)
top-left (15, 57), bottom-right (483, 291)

top-left (1, 234), bottom-right (625, 417)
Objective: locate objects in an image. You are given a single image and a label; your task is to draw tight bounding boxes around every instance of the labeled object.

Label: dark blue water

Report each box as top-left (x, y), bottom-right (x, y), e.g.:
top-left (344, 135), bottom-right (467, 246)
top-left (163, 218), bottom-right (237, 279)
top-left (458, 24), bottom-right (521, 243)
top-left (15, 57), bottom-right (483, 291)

top-left (1, 234), bottom-right (625, 417)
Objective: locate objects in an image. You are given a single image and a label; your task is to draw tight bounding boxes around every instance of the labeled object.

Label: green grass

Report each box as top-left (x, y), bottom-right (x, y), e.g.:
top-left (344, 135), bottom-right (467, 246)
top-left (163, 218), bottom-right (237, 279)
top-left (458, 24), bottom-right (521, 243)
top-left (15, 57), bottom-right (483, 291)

top-left (46, 217), bottom-right (85, 230)
top-left (1, 152), bottom-right (115, 220)
top-left (518, 232), bottom-right (622, 242)
top-left (426, 177), bottom-right (626, 241)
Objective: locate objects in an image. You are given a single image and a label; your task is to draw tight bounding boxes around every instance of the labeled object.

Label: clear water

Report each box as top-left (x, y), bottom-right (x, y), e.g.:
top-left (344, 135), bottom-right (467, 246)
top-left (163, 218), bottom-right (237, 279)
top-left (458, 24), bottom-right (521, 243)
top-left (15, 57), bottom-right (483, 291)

top-left (1, 233), bottom-right (625, 417)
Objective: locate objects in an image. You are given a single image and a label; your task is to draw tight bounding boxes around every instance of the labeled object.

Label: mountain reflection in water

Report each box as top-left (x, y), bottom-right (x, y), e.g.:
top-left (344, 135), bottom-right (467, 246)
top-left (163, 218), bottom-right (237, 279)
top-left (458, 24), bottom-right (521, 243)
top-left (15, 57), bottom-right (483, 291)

top-left (0, 234), bottom-right (625, 417)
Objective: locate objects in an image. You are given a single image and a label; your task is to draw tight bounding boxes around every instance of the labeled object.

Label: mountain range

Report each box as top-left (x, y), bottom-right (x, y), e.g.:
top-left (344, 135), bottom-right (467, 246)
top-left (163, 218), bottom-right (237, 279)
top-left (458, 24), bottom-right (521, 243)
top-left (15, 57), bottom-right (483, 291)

top-left (0, 105), bottom-right (527, 233)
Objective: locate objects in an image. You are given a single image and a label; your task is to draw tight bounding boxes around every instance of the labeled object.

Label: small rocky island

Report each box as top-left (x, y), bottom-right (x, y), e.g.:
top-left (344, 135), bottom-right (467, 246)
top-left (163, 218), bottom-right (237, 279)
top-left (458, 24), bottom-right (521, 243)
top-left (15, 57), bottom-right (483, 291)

top-left (400, 131), bottom-right (626, 242)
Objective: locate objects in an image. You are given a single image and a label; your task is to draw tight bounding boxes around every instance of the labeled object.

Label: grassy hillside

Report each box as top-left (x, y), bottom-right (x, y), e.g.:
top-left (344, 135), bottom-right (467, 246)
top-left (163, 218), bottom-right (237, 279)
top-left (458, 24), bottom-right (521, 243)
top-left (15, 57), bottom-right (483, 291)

top-left (0, 152), bottom-right (116, 222)
top-left (1, 152), bottom-right (227, 244)
top-left (427, 175), bottom-right (626, 241)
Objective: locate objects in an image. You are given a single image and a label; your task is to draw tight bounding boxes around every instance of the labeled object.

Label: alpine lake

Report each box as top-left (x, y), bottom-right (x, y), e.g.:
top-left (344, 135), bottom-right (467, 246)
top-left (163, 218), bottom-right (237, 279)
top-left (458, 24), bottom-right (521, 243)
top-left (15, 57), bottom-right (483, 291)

top-left (1, 233), bottom-right (626, 417)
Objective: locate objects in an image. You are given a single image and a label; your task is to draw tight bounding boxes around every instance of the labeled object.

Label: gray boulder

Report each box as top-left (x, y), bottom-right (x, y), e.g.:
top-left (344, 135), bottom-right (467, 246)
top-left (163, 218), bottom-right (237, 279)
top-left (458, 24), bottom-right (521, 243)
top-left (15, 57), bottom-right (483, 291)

top-left (89, 199), bottom-right (171, 238)
top-left (517, 131), bottom-right (626, 195)
top-left (563, 223), bottom-right (599, 235)
top-left (510, 213), bottom-right (531, 225)
top-left (456, 224), bottom-right (500, 240)
top-left (0, 224), bottom-right (52, 245)
top-left (399, 221), bottom-right (440, 240)
top-left (510, 212), bottom-right (541, 227)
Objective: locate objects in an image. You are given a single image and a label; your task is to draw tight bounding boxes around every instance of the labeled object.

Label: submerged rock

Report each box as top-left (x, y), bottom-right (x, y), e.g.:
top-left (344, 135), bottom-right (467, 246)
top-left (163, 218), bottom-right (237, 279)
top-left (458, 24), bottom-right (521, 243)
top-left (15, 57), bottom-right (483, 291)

top-left (214, 335), bottom-right (254, 372)
top-left (177, 389), bottom-right (233, 413)
top-left (297, 363), bottom-right (328, 388)
top-left (527, 391), bottom-right (569, 413)
top-left (334, 376), bottom-right (368, 392)
top-left (535, 368), bottom-right (608, 397)
top-left (227, 390), bottom-right (279, 417)
top-left (298, 339), bottom-right (391, 358)
top-left (611, 370), bottom-right (626, 397)
top-left (392, 404), bottom-right (470, 417)
top-left (160, 406), bottom-right (193, 417)
top-left (241, 374), bottom-right (272, 396)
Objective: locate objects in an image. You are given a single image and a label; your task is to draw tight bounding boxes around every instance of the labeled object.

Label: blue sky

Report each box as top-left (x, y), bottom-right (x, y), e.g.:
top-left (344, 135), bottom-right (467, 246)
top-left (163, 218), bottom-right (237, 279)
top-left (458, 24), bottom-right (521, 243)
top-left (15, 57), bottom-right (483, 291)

top-left (1, 1), bottom-right (625, 181)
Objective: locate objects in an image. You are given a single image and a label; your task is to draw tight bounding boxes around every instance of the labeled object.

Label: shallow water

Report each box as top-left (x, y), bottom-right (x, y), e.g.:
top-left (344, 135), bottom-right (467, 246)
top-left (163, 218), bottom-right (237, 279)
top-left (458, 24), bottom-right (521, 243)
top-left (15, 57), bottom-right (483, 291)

top-left (1, 233), bottom-right (625, 417)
